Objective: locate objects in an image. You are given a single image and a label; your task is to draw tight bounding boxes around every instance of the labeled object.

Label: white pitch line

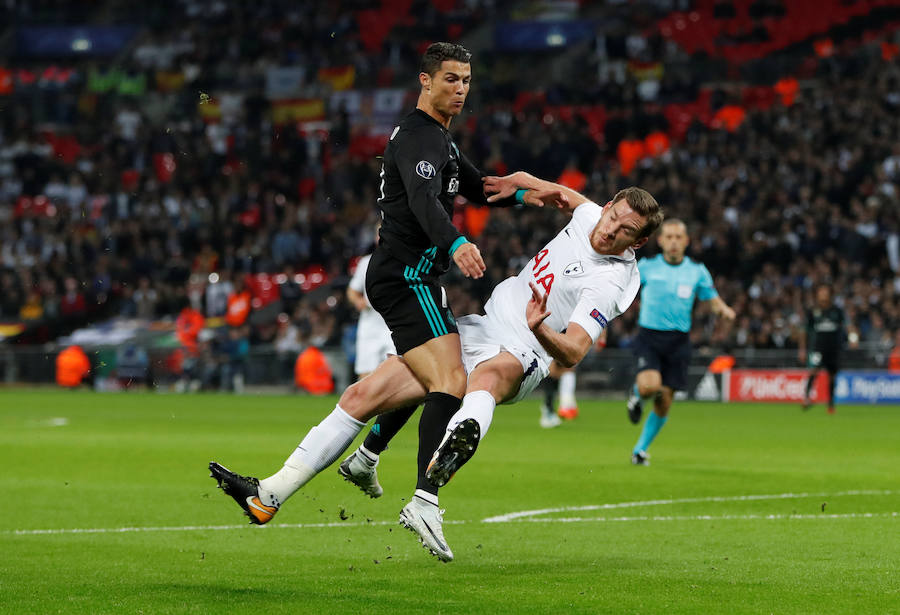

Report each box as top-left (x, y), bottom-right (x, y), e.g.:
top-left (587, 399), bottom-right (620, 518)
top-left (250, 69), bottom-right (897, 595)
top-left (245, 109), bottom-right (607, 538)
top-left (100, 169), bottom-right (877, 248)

top-left (6, 490), bottom-right (897, 537)
top-left (481, 489), bottom-right (897, 523)
top-left (521, 512), bottom-right (900, 523)
top-left (7, 520), bottom-right (398, 536)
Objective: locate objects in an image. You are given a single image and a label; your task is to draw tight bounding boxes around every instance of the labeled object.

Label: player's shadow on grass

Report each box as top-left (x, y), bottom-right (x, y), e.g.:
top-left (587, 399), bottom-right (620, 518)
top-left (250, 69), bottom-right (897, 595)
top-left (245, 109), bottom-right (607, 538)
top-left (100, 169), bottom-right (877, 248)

top-left (150, 582), bottom-right (311, 605)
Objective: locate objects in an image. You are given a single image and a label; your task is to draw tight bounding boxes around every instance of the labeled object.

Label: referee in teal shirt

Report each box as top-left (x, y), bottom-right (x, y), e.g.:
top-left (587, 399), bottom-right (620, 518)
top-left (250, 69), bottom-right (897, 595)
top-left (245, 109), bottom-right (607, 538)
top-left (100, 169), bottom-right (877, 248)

top-left (626, 219), bottom-right (735, 465)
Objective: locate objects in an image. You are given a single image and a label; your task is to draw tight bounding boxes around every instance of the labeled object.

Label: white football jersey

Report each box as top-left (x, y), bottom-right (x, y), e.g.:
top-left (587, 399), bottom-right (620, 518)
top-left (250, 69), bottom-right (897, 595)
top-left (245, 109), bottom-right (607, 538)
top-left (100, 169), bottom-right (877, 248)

top-left (349, 254), bottom-right (393, 341)
top-left (484, 201), bottom-right (641, 365)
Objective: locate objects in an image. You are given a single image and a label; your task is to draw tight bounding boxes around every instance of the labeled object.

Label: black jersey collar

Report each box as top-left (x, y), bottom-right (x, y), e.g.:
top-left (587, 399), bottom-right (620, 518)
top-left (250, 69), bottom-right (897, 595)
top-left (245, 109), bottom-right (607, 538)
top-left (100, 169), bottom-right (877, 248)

top-left (413, 108), bottom-right (449, 132)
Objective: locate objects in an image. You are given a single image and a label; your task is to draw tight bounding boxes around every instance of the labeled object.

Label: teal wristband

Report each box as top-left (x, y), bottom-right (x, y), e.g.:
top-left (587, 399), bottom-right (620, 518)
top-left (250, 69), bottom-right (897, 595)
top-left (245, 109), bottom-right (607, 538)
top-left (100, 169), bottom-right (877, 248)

top-left (514, 189), bottom-right (528, 204)
top-left (449, 236), bottom-right (469, 256)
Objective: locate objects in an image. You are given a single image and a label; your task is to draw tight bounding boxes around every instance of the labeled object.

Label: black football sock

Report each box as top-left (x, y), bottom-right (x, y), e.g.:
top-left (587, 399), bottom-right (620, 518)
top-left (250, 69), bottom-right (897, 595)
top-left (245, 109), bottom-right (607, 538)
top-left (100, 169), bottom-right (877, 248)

top-left (804, 370), bottom-right (817, 399)
top-left (415, 392), bottom-right (462, 495)
top-left (827, 370), bottom-right (837, 407)
top-left (362, 405), bottom-right (418, 454)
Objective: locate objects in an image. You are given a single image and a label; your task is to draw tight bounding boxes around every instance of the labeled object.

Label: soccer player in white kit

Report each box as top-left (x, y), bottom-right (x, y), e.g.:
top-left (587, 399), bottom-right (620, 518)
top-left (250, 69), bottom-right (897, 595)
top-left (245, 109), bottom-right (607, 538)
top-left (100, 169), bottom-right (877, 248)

top-left (423, 181), bottom-right (660, 485)
top-left (346, 253), bottom-right (396, 378)
top-left (209, 176), bottom-right (662, 561)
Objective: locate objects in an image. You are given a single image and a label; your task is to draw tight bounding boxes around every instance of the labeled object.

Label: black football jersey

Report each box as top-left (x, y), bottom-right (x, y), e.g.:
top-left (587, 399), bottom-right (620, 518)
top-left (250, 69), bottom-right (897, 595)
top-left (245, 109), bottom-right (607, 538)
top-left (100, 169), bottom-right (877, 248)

top-left (376, 109), bottom-right (510, 275)
top-left (806, 305), bottom-right (845, 353)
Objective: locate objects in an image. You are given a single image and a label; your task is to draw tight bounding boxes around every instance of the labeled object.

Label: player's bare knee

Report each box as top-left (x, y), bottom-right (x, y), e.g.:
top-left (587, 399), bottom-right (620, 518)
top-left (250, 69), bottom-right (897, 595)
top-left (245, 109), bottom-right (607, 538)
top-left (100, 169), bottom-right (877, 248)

top-left (638, 382), bottom-right (660, 398)
top-left (447, 367), bottom-right (468, 398)
top-left (433, 365), bottom-right (467, 398)
top-left (466, 370), bottom-right (507, 403)
top-left (339, 380), bottom-right (377, 417)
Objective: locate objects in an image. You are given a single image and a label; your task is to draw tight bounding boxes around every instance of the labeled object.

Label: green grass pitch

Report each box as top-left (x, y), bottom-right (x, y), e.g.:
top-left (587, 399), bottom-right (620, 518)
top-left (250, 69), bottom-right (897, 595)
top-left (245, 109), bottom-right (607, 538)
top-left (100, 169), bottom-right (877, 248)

top-left (1, 390), bottom-right (898, 614)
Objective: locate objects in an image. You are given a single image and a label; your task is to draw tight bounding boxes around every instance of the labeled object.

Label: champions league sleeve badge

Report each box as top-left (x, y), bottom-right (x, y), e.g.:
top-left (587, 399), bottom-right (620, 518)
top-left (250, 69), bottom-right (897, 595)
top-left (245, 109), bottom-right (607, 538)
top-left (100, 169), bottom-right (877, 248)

top-left (415, 160), bottom-right (436, 179)
top-left (590, 308), bottom-right (608, 328)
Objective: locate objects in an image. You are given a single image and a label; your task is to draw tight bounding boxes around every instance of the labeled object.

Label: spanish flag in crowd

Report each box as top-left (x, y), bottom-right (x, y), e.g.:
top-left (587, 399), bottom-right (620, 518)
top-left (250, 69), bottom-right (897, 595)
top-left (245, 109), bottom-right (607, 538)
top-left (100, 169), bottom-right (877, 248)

top-left (271, 99), bottom-right (326, 125)
top-left (317, 65), bottom-right (355, 91)
top-left (198, 97), bottom-right (222, 123)
top-left (156, 70), bottom-right (186, 92)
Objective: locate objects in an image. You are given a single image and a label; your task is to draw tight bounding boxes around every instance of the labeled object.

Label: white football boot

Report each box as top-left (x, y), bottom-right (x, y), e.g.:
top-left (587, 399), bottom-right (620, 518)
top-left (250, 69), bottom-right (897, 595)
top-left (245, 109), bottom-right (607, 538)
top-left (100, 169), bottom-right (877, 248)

top-left (338, 449), bottom-right (383, 498)
top-left (399, 496), bottom-right (453, 562)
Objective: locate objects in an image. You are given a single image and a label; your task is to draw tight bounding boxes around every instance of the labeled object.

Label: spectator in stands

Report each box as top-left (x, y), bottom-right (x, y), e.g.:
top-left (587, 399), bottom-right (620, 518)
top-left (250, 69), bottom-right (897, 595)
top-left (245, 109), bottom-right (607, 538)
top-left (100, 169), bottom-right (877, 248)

top-left (134, 277), bottom-right (158, 320)
top-left (225, 276), bottom-right (251, 328)
top-left (205, 270), bottom-right (234, 318)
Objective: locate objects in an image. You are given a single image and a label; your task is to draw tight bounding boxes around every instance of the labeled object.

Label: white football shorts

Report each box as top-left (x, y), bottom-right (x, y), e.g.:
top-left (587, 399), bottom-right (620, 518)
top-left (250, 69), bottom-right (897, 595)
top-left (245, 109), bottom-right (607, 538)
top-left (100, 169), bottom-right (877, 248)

top-left (457, 313), bottom-right (549, 405)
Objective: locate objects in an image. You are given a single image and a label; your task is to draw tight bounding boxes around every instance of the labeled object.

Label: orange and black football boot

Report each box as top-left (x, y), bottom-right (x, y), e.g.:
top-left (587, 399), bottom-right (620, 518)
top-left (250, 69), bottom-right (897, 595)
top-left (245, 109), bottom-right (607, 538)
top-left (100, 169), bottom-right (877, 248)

top-left (208, 461), bottom-right (278, 525)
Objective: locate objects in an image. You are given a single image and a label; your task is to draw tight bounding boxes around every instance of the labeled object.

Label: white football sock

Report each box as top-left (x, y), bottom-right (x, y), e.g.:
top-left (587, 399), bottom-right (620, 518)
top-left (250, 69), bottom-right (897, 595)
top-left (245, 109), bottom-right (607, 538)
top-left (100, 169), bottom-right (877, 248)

top-left (257, 405), bottom-right (365, 507)
top-left (445, 390), bottom-right (496, 440)
top-left (559, 371), bottom-right (577, 408)
top-left (414, 489), bottom-right (439, 507)
top-left (357, 444), bottom-right (378, 466)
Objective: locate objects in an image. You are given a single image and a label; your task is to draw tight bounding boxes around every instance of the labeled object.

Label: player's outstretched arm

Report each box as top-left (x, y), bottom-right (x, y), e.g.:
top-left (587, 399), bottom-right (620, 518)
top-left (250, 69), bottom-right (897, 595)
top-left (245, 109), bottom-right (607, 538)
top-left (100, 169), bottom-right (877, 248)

top-left (483, 171), bottom-right (589, 211)
top-left (526, 282), bottom-right (593, 368)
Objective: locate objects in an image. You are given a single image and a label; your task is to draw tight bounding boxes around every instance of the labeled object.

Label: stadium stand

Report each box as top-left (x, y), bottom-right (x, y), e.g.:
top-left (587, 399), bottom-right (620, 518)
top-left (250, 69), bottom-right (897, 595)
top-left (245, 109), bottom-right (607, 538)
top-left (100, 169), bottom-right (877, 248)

top-left (1, 0), bottom-right (899, 388)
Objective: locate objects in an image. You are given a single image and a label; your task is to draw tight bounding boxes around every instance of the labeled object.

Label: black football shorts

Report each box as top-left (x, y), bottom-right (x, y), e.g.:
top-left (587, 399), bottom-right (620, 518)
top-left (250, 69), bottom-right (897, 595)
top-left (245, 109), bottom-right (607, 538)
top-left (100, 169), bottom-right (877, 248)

top-left (632, 327), bottom-right (692, 391)
top-left (365, 247), bottom-right (458, 355)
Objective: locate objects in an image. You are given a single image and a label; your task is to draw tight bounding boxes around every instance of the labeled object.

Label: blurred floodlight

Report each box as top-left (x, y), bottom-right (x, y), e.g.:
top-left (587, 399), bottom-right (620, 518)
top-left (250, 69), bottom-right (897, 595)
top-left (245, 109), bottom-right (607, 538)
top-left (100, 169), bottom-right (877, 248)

top-left (72, 38), bottom-right (91, 52)
top-left (546, 33), bottom-right (565, 46)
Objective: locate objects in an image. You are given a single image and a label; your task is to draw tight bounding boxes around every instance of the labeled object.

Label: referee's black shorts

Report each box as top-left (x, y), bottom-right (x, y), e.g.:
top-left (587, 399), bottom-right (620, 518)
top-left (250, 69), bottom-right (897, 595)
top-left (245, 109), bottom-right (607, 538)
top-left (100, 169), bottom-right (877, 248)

top-left (365, 246), bottom-right (458, 355)
top-left (632, 327), bottom-right (692, 391)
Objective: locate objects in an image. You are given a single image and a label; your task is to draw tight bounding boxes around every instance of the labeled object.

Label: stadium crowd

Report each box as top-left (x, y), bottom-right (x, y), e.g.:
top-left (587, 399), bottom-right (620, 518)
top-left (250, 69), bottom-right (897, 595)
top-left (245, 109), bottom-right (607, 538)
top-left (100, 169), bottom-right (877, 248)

top-left (1, 0), bottom-right (899, 367)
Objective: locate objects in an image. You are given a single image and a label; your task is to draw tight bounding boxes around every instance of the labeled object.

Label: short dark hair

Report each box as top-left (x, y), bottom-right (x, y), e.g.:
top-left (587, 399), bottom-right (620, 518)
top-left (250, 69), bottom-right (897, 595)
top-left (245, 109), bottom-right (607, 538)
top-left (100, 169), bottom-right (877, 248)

top-left (420, 42), bottom-right (472, 77)
top-left (612, 186), bottom-right (664, 239)
top-left (661, 217), bottom-right (686, 230)
top-left (814, 282), bottom-right (833, 296)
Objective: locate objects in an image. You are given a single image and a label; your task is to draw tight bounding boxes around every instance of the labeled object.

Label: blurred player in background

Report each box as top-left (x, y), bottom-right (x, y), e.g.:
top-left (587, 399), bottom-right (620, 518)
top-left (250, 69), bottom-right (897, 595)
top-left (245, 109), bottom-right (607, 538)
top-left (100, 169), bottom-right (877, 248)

top-left (346, 240), bottom-right (396, 380)
top-left (625, 219), bottom-right (735, 465)
top-left (538, 329), bottom-right (606, 428)
top-left (539, 362), bottom-right (573, 428)
top-left (799, 283), bottom-right (855, 414)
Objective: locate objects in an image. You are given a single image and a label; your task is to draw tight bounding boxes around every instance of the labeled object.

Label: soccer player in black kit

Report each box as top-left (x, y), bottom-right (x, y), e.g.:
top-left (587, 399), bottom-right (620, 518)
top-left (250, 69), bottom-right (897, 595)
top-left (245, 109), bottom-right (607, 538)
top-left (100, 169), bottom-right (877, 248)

top-left (349, 42), bottom-right (523, 541)
top-left (799, 284), bottom-right (850, 414)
